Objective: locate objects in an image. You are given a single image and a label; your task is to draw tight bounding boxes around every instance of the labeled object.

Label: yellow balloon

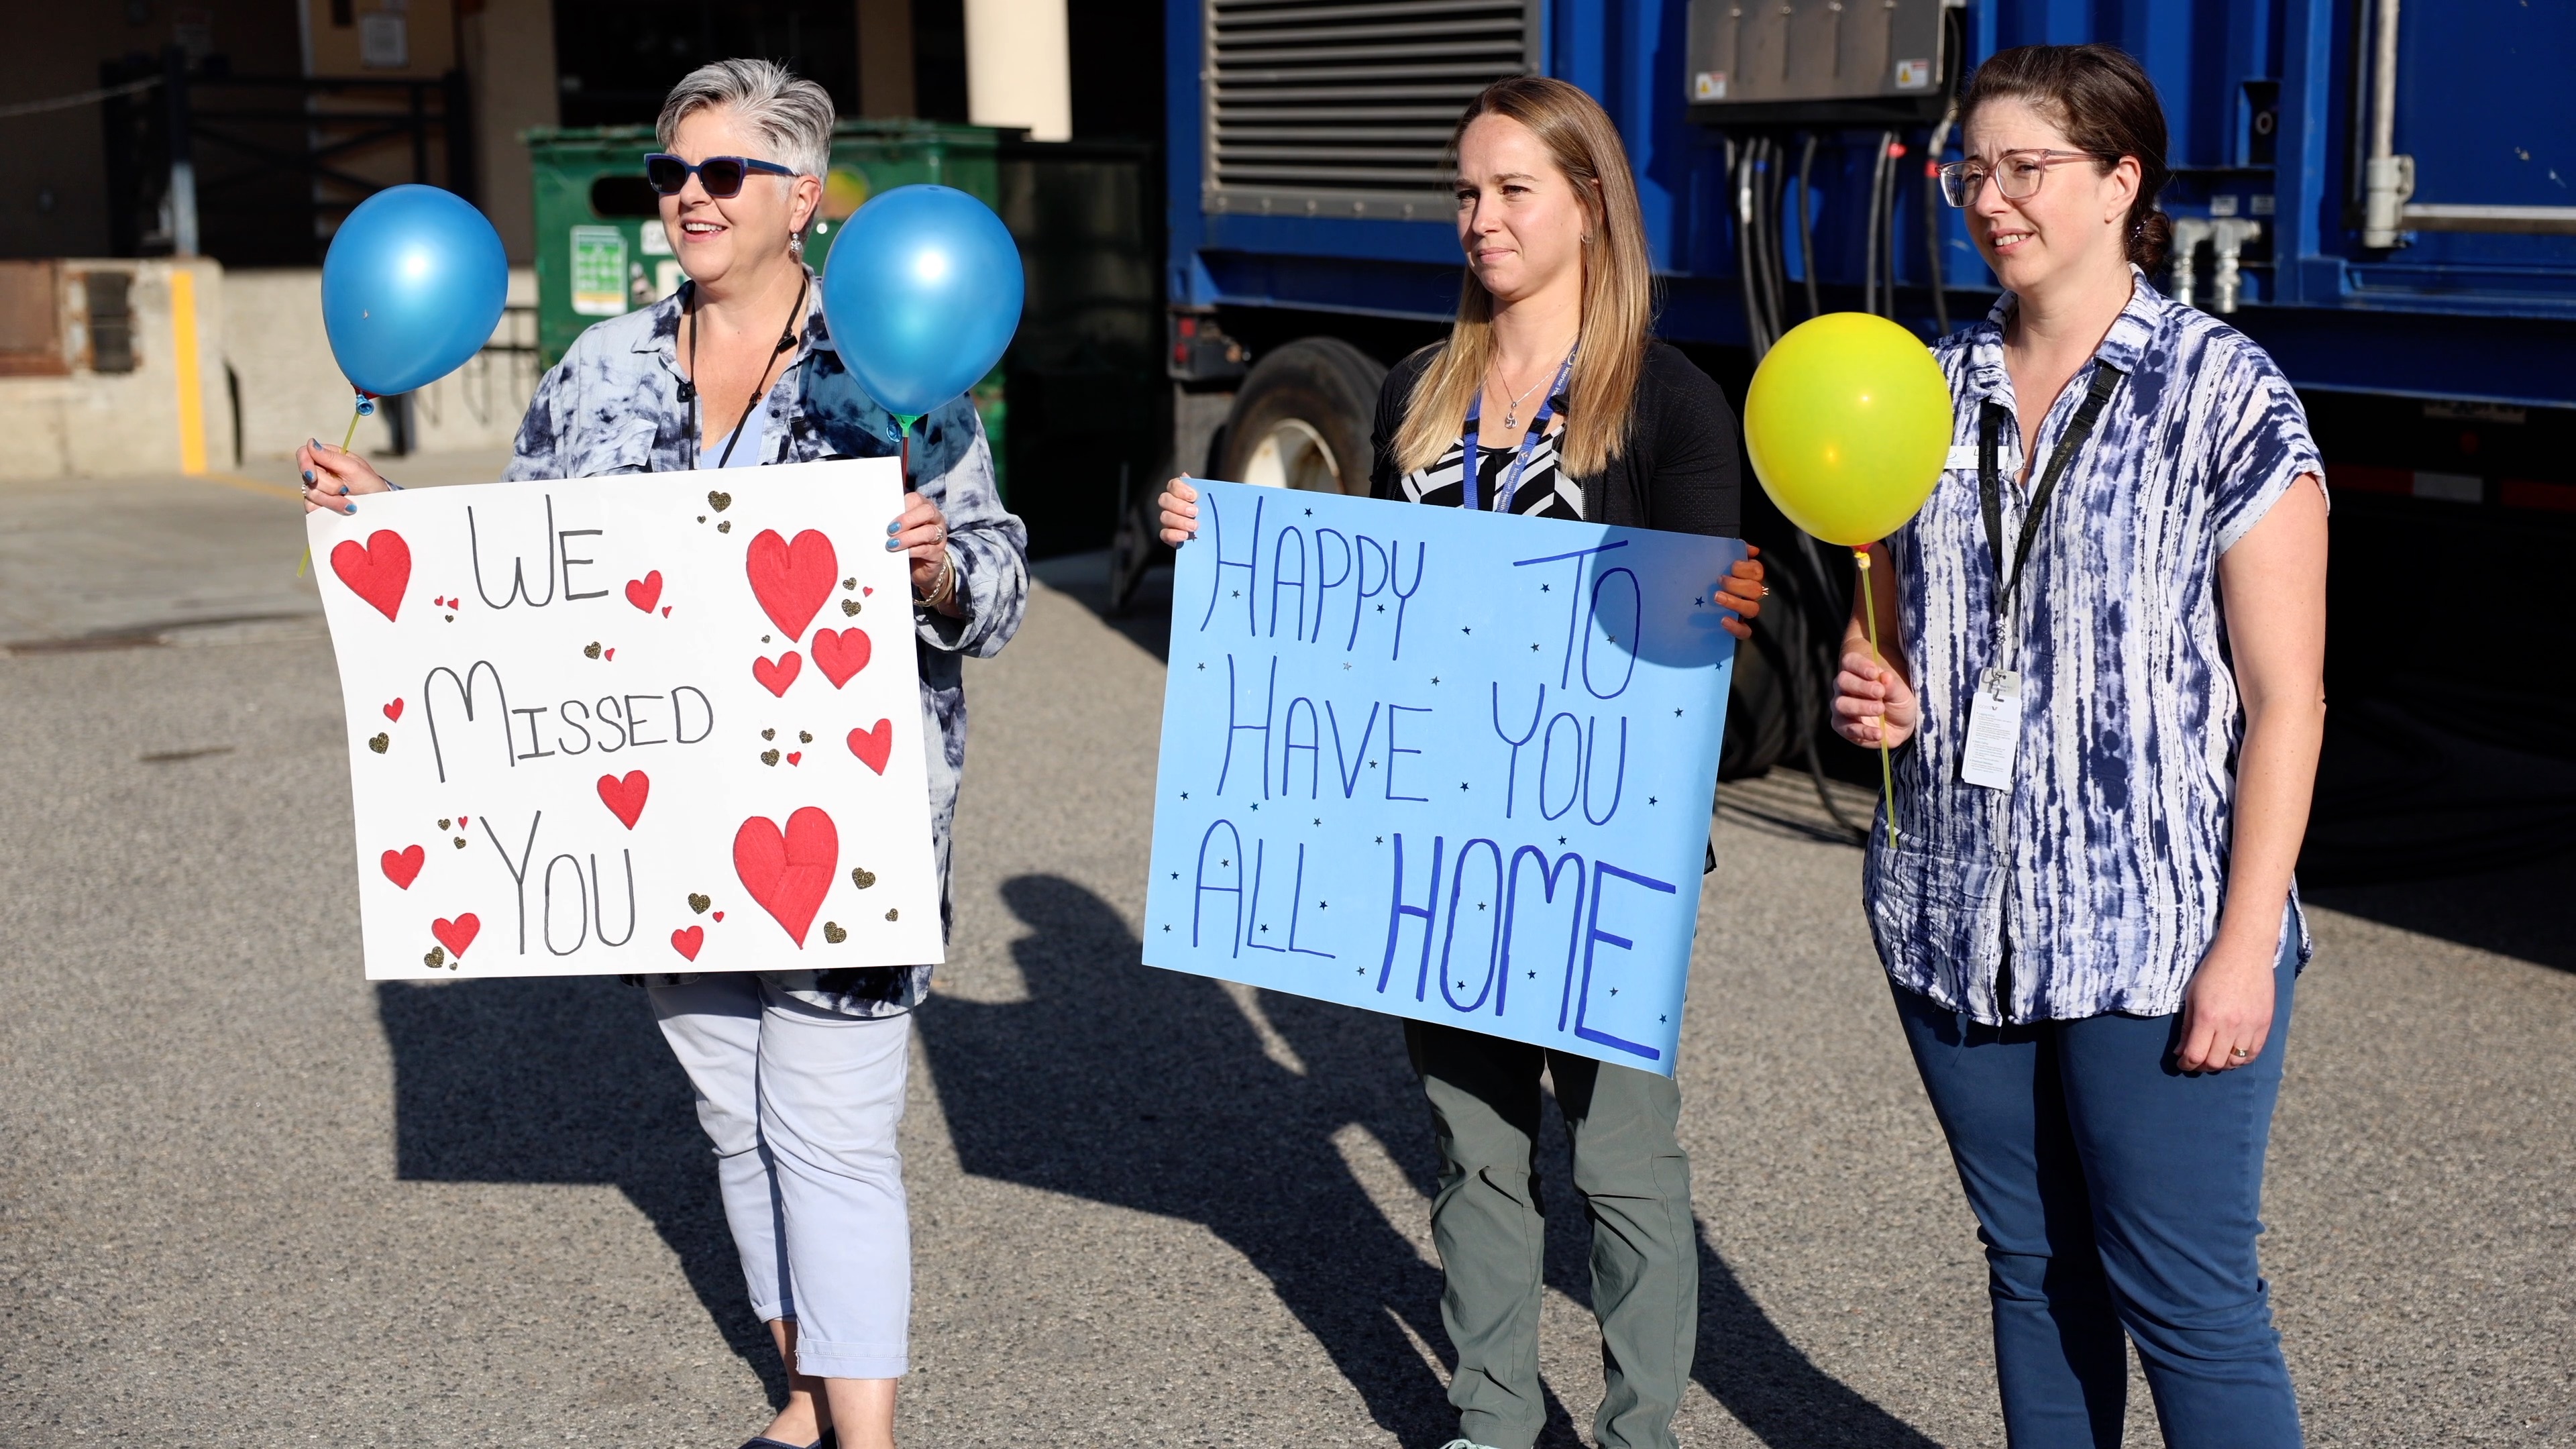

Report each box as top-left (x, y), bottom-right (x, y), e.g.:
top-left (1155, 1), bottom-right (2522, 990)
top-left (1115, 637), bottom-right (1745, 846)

top-left (1743, 312), bottom-right (1955, 547)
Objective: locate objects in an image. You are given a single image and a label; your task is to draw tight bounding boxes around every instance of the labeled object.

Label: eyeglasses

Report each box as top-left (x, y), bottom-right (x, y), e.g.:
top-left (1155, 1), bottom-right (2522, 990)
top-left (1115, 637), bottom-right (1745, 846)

top-left (643, 153), bottom-right (797, 198)
top-left (1937, 149), bottom-right (2102, 207)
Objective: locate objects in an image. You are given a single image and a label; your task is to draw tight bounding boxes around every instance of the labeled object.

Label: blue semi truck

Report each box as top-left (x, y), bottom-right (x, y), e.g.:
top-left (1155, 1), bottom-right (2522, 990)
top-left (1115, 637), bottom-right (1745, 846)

top-left (1120, 0), bottom-right (2576, 873)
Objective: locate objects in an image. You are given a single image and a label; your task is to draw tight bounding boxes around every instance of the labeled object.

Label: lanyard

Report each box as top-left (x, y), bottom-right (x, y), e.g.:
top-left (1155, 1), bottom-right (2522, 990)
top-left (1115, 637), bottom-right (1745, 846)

top-left (680, 276), bottom-right (808, 470)
top-left (1976, 360), bottom-right (2124, 614)
top-left (1461, 352), bottom-right (1574, 514)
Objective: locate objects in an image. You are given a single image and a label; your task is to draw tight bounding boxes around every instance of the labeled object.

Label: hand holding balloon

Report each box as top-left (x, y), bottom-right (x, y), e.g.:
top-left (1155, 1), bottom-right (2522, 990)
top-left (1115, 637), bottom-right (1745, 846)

top-left (1741, 313), bottom-right (1952, 840)
top-left (820, 184), bottom-right (1023, 426)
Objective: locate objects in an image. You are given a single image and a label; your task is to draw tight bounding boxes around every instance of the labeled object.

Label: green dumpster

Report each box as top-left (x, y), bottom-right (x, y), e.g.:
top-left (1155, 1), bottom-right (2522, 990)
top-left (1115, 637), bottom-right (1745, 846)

top-left (524, 121), bottom-right (1008, 483)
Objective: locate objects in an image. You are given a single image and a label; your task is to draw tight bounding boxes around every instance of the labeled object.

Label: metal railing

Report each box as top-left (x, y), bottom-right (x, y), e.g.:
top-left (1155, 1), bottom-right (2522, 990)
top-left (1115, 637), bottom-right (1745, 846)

top-left (100, 46), bottom-right (473, 264)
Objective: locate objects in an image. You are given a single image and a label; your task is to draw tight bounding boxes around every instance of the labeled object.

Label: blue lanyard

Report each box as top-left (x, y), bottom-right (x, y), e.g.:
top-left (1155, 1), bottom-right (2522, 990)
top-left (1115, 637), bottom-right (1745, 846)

top-left (1461, 352), bottom-right (1574, 514)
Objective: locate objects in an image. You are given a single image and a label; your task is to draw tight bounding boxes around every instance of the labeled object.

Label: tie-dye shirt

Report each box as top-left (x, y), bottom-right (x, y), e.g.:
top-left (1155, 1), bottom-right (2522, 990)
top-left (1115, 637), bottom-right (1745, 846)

top-left (504, 272), bottom-right (1030, 1017)
top-left (1863, 270), bottom-right (2324, 1025)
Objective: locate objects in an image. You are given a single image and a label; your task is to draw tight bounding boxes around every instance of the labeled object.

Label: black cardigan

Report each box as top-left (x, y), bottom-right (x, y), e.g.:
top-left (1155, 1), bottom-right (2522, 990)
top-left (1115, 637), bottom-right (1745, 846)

top-left (1366, 341), bottom-right (1743, 537)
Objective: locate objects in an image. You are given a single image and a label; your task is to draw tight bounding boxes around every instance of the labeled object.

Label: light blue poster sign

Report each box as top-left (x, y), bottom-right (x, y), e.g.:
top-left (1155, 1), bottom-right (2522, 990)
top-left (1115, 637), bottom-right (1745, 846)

top-left (1142, 482), bottom-right (1746, 1074)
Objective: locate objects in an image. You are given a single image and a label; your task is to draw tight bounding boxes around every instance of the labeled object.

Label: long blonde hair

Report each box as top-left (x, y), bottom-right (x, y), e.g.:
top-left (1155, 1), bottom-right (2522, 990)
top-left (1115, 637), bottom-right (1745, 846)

top-left (1393, 76), bottom-right (1654, 480)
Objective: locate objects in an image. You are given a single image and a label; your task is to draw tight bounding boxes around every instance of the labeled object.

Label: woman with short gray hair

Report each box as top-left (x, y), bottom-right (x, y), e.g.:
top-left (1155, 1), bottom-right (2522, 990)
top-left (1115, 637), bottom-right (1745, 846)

top-left (299, 56), bottom-right (1026, 1449)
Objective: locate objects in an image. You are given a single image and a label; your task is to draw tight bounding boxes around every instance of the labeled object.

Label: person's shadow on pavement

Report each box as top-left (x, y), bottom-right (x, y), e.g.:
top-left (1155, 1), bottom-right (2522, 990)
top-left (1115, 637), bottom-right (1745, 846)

top-left (372, 975), bottom-right (792, 1403)
top-left (921, 873), bottom-right (1939, 1449)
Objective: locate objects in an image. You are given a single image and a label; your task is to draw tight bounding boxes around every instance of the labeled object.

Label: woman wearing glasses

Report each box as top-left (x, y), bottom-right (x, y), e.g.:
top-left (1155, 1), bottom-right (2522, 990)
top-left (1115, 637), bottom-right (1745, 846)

top-left (299, 59), bottom-right (1027, 1449)
top-left (1161, 77), bottom-right (1765, 1449)
top-left (1835, 45), bottom-right (2326, 1446)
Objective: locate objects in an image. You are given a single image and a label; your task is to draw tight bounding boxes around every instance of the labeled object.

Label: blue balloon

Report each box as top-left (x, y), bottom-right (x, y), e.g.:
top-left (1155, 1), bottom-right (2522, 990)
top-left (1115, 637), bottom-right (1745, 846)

top-left (820, 184), bottom-right (1024, 421)
top-left (321, 184), bottom-right (509, 398)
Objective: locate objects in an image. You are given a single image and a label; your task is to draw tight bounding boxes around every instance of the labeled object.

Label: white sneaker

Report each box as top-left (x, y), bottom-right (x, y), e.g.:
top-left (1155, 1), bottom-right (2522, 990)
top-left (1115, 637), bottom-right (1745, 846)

top-left (1437, 1440), bottom-right (1503, 1449)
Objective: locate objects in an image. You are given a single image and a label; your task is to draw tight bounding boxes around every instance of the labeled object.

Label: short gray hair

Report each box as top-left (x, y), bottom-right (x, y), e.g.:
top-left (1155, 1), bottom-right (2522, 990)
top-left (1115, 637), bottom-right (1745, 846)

top-left (655, 58), bottom-right (835, 179)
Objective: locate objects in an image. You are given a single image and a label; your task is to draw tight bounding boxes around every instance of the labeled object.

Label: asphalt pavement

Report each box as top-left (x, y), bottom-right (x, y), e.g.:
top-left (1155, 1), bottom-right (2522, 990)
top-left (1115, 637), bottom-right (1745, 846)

top-left (3, 460), bottom-right (2570, 1446)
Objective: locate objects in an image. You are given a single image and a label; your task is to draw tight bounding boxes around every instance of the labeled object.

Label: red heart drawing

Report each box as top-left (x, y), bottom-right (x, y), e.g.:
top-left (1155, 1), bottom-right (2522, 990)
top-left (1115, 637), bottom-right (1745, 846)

top-left (712, 910), bottom-right (724, 922)
top-left (432, 913), bottom-right (480, 959)
top-left (812, 627), bottom-right (872, 688)
top-left (733, 807), bottom-right (838, 947)
top-left (661, 606), bottom-right (672, 618)
top-left (746, 528), bottom-right (838, 641)
top-left (847, 718), bottom-right (894, 775)
top-left (457, 814), bottom-right (469, 826)
top-left (596, 770), bottom-right (650, 829)
top-left (752, 651), bottom-right (802, 697)
top-left (329, 531), bottom-right (411, 621)
top-left (670, 925), bottom-right (704, 961)
top-left (625, 571), bottom-right (663, 612)
top-left (382, 698), bottom-right (404, 721)
top-left (862, 586), bottom-right (874, 597)
top-left (381, 845), bottom-right (424, 889)
top-left (603, 647), bottom-right (616, 661)
top-left (786, 751), bottom-right (803, 765)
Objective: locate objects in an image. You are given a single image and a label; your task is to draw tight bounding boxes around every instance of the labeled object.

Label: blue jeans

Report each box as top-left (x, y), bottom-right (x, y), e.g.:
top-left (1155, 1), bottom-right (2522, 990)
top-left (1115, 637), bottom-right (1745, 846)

top-left (1892, 941), bottom-right (2303, 1448)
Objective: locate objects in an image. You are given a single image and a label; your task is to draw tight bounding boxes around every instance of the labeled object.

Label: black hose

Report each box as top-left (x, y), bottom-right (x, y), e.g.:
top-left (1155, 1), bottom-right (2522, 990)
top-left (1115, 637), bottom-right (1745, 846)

top-left (1924, 117), bottom-right (1953, 335)
top-left (1732, 138), bottom-right (1768, 357)
top-left (1766, 136), bottom-right (1791, 335)
top-left (1796, 134), bottom-right (1820, 320)
top-left (1864, 135), bottom-right (1886, 316)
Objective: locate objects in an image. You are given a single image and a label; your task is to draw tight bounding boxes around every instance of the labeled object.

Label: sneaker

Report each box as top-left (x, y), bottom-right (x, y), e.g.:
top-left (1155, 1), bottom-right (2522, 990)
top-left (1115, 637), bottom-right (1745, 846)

top-left (1437, 1441), bottom-right (1503, 1449)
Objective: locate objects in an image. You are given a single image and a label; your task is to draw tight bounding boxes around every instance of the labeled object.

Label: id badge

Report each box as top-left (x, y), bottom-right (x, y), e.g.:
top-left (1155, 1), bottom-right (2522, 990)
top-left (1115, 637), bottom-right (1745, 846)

top-left (1960, 667), bottom-right (2023, 791)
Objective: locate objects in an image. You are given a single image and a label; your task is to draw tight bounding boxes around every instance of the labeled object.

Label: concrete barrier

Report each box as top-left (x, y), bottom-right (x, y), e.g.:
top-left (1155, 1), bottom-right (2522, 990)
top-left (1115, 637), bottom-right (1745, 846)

top-left (0, 260), bottom-right (234, 483)
top-left (0, 260), bottom-right (539, 482)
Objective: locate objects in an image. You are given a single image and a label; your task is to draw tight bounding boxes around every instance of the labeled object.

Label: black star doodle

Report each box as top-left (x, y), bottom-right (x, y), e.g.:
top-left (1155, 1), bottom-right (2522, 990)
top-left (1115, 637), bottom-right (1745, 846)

top-left (1260, 924), bottom-right (1270, 933)
top-left (1181, 792), bottom-right (1189, 800)
top-left (1558, 836), bottom-right (1566, 845)
top-left (1376, 603), bottom-right (1385, 612)
top-left (1674, 708), bottom-right (1684, 716)
top-left (1610, 987), bottom-right (1619, 996)
top-left (1220, 859), bottom-right (1230, 867)
top-left (1649, 796), bottom-right (1659, 805)
top-left (1232, 590), bottom-right (1240, 597)
top-left (1164, 924), bottom-right (1172, 932)
top-left (1375, 836), bottom-right (1385, 844)
top-left (1313, 818), bottom-right (1322, 826)
top-left (1170, 871), bottom-right (1179, 880)
top-left (1540, 584), bottom-right (1550, 592)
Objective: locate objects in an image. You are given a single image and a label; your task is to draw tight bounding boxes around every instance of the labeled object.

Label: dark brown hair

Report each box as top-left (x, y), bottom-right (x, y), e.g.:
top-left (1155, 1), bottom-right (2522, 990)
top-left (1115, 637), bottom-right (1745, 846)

top-left (1958, 44), bottom-right (2172, 272)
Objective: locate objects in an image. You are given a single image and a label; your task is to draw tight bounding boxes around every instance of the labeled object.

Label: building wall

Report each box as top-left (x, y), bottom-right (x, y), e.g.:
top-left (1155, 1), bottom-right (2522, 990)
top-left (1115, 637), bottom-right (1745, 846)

top-left (0, 260), bottom-right (235, 482)
top-left (462, 0), bottom-right (561, 263)
top-left (0, 2), bottom-right (307, 261)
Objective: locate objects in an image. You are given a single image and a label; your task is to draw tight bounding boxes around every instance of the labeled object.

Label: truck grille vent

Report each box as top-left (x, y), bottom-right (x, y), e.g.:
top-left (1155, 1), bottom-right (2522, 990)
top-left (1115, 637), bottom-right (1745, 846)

top-left (1205, 0), bottom-right (1540, 221)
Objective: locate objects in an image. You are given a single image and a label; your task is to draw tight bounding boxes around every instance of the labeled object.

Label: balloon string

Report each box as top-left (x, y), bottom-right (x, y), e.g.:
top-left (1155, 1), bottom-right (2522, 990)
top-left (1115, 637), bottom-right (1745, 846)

top-left (1856, 547), bottom-right (1899, 845)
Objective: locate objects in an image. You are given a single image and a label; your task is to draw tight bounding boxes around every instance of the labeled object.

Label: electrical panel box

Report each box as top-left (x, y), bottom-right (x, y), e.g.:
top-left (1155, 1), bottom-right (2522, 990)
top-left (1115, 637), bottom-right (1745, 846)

top-left (1684, 0), bottom-right (1957, 126)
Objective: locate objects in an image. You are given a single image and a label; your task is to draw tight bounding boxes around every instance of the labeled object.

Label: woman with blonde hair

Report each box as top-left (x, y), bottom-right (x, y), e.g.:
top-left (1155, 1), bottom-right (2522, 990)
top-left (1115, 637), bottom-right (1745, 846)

top-left (1161, 74), bottom-right (1763, 1449)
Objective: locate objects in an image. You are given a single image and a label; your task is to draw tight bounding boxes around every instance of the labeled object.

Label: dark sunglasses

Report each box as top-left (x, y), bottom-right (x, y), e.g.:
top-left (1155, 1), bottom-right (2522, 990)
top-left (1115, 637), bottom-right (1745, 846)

top-left (643, 153), bottom-right (797, 198)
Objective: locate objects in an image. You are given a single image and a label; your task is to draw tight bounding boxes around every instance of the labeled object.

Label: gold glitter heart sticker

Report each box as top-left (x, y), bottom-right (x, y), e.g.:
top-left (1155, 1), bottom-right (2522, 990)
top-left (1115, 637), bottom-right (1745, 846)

top-left (761, 729), bottom-right (775, 740)
top-left (841, 600), bottom-right (861, 616)
top-left (761, 749), bottom-right (780, 767)
top-left (883, 908), bottom-right (899, 922)
top-left (688, 892), bottom-right (710, 914)
top-left (851, 867), bottom-right (877, 889)
top-left (424, 947), bottom-right (445, 969)
top-left (368, 733), bottom-right (390, 754)
top-left (707, 490), bottom-right (732, 512)
top-left (798, 731), bottom-right (812, 743)
top-left (583, 641), bottom-right (602, 659)
top-left (823, 922), bottom-right (847, 944)
top-left (437, 818), bottom-right (451, 830)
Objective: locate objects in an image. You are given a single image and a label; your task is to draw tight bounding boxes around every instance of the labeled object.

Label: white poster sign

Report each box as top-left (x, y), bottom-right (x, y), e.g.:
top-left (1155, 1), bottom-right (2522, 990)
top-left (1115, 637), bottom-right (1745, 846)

top-left (307, 459), bottom-right (943, 979)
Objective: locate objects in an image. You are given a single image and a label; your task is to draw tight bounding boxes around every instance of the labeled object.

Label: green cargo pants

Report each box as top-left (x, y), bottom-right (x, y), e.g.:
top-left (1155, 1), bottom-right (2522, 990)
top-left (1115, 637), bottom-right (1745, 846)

top-left (1405, 1020), bottom-right (1699, 1449)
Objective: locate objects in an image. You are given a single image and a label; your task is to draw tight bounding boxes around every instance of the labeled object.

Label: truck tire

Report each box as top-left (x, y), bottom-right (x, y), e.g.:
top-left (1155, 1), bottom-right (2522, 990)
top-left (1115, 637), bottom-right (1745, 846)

top-left (1218, 337), bottom-right (1387, 494)
top-left (1719, 631), bottom-right (1795, 780)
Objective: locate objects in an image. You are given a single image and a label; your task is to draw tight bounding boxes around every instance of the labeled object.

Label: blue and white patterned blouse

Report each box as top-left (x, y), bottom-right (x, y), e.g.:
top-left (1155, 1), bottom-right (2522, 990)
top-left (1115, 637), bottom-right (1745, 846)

top-left (1863, 269), bottom-right (2325, 1025)
top-left (504, 271), bottom-right (1030, 1017)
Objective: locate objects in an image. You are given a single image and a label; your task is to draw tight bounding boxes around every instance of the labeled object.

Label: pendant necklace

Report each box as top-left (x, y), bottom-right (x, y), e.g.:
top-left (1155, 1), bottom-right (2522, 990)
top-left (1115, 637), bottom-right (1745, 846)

top-left (1488, 348), bottom-right (1571, 433)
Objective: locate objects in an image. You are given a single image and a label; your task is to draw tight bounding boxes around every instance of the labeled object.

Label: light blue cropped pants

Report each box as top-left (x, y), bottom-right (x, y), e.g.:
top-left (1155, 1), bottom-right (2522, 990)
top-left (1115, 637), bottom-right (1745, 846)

top-left (650, 975), bottom-right (914, 1380)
